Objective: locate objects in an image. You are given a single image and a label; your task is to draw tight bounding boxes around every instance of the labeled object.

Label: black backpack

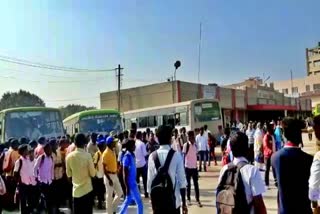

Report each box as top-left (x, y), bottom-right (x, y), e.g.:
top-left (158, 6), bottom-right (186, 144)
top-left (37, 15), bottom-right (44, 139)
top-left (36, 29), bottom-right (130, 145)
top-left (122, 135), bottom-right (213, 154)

top-left (150, 149), bottom-right (176, 214)
top-left (216, 162), bottom-right (251, 214)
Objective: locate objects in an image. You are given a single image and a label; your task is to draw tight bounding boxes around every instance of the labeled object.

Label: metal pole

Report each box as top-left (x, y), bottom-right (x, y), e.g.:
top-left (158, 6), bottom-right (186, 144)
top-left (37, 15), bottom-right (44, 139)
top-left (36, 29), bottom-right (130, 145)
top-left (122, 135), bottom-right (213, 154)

top-left (198, 22), bottom-right (202, 83)
top-left (117, 64), bottom-right (121, 112)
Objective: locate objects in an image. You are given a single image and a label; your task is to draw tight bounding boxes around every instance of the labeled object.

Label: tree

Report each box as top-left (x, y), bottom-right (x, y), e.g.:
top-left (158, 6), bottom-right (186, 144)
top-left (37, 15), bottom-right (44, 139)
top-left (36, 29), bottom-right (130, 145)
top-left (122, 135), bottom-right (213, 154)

top-left (60, 104), bottom-right (96, 119)
top-left (0, 90), bottom-right (45, 110)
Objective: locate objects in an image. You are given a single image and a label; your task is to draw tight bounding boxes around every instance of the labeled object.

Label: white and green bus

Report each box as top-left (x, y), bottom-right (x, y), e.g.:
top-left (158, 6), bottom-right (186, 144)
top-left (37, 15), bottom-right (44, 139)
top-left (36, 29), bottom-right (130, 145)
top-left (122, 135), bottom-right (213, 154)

top-left (123, 98), bottom-right (222, 134)
top-left (0, 107), bottom-right (64, 143)
top-left (63, 109), bottom-right (122, 136)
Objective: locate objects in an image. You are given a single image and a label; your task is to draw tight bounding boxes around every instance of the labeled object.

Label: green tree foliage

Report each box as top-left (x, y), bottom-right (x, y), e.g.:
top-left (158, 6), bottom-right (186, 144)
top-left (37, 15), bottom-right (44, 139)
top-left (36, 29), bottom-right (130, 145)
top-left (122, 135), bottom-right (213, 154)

top-left (60, 104), bottom-right (96, 119)
top-left (0, 90), bottom-right (45, 110)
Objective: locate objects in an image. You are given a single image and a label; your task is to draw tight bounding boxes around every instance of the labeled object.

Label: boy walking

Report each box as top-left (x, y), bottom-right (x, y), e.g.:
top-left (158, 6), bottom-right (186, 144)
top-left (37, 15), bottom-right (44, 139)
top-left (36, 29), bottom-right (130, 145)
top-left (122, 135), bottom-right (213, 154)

top-left (183, 131), bottom-right (202, 207)
top-left (119, 140), bottom-right (143, 214)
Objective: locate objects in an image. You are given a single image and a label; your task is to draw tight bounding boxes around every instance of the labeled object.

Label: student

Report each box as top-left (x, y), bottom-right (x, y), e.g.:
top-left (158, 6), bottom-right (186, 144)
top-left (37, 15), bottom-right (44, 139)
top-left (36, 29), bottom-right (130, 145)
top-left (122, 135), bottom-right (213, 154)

top-left (309, 115), bottom-right (320, 212)
top-left (135, 131), bottom-right (148, 198)
top-left (171, 129), bottom-right (182, 153)
top-left (183, 131), bottom-right (202, 207)
top-left (217, 132), bottom-right (267, 214)
top-left (263, 124), bottom-right (275, 188)
top-left (50, 139), bottom-right (64, 213)
top-left (92, 138), bottom-right (106, 210)
top-left (119, 139), bottom-right (144, 214)
top-left (87, 133), bottom-right (98, 158)
top-left (14, 144), bottom-right (38, 214)
top-left (66, 133), bottom-right (96, 214)
top-left (208, 132), bottom-right (217, 166)
top-left (147, 125), bottom-right (188, 214)
top-left (246, 122), bottom-right (255, 164)
top-left (34, 137), bottom-right (46, 158)
top-left (254, 123), bottom-right (264, 170)
top-left (146, 132), bottom-right (160, 157)
top-left (34, 142), bottom-right (54, 214)
top-left (196, 127), bottom-right (209, 172)
top-left (102, 136), bottom-right (123, 214)
top-left (272, 117), bottom-right (313, 214)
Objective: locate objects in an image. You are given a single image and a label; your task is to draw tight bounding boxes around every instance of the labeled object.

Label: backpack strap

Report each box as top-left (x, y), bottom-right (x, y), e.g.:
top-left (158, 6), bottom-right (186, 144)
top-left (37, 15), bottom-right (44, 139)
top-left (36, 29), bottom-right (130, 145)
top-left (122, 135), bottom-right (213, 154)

top-left (152, 151), bottom-right (161, 171)
top-left (153, 149), bottom-right (175, 172)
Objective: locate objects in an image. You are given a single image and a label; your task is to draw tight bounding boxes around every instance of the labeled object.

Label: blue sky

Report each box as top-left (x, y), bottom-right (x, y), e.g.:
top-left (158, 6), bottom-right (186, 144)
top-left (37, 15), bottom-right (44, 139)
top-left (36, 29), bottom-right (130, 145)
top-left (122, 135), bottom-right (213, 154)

top-left (0, 0), bottom-right (319, 107)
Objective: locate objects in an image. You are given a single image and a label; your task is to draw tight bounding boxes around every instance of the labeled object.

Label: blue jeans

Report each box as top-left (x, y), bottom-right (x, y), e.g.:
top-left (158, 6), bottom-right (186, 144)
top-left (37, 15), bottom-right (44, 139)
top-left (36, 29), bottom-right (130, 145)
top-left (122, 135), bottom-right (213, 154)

top-left (119, 185), bottom-right (143, 214)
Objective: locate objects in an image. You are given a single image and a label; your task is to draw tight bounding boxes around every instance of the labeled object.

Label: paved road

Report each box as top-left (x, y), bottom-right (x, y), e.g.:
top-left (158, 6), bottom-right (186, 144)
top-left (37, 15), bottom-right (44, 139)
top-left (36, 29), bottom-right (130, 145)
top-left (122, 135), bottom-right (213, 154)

top-left (3, 134), bottom-right (317, 214)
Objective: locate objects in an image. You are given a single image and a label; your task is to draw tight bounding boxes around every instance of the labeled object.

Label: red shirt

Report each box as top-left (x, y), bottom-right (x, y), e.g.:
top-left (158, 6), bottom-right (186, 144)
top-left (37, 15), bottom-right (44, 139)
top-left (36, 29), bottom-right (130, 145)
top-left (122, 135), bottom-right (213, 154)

top-left (263, 133), bottom-right (273, 158)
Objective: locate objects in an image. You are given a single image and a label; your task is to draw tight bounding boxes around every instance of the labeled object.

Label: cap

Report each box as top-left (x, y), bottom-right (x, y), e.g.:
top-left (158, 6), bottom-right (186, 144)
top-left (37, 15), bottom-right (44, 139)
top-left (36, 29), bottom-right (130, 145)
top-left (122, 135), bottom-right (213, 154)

top-left (97, 138), bottom-right (106, 146)
top-left (106, 136), bottom-right (114, 146)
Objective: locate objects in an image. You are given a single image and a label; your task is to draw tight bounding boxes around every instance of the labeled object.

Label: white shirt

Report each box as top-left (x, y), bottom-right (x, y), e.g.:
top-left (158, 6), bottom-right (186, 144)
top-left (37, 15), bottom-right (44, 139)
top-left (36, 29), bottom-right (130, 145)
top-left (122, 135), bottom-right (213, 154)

top-left (204, 130), bottom-right (211, 140)
top-left (135, 139), bottom-right (147, 168)
top-left (196, 134), bottom-right (209, 151)
top-left (14, 157), bottom-right (37, 186)
top-left (218, 157), bottom-right (265, 214)
top-left (246, 129), bottom-right (255, 145)
top-left (309, 151), bottom-right (320, 201)
top-left (171, 136), bottom-right (182, 153)
top-left (147, 145), bottom-right (187, 209)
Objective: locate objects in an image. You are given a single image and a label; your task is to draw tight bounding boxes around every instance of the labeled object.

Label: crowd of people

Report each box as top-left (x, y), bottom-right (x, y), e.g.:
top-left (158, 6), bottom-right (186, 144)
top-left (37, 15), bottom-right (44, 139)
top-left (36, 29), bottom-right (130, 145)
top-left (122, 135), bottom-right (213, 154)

top-left (0, 116), bottom-right (319, 213)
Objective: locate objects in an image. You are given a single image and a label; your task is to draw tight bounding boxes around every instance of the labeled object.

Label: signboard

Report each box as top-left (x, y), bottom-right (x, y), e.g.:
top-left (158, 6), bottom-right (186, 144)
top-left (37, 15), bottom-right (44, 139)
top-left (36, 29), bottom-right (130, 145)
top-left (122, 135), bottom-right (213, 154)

top-left (203, 85), bottom-right (216, 99)
top-left (82, 114), bottom-right (119, 120)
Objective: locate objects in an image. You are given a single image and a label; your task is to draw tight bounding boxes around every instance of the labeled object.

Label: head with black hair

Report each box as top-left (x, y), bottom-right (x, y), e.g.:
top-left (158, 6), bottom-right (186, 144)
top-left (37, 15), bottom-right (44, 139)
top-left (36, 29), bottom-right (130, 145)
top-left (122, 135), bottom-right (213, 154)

top-left (157, 125), bottom-right (172, 145)
top-left (18, 144), bottom-right (29, 157)
top-left (91, 133), bottom-right (98, 144)
top-left (266, 123), bottom-right (274, 135)
top-left (187, 130), bottom-right (195, 144)
top-left (282, 117), bottom-right (304, 145)
top-left (29, 140), bottom-right (37, 149)
top-left (75, 133), bottom-right (87, 148)
top-left (11, 139), bottom-right (19, 150)
top-left (19, 137), bottom-right (29, 145)
top-left (123, 130), bottom-right (129, 139)
top-left (199, 127), bottom-right (204, 135)
top-left (204, 124), bottom-right (208, 131)
top-left (173, 128), bottom-right (178, 137)
top-left (136, 131), bottom-right (142, 140)
top-left (49, 139), bottom-right (57, 152)
top-left (230, 131), bottom-right (249, 158)
top-left (38, 136), bottom-right (46, 145)
top-left (126, 139), bottom-right (136, 152)
top-left (146, 128), bottom-right (151, 134)
top-left (43, 143), bottom-right (52, 156)
top-left (224, 127), bottom-right (231, 137)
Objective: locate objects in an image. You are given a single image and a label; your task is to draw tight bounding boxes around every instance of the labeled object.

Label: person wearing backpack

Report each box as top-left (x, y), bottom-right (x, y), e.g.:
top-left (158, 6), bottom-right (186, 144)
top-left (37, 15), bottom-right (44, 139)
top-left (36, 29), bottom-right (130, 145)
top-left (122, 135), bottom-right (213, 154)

top-left (119, 139), bottom-right (143, 214)
top-left (147, 125), bottom-right (188, 214)
top-left (92, 138), bottom-right (106, 210)
top-left (14, 144), bottom-right (37, 214)
top-left (34, 142), bottom-right (54, 214)
top-left (216, 131), bottom-right (267, 214)
top-left (182, 130), bottom-right (202, 207)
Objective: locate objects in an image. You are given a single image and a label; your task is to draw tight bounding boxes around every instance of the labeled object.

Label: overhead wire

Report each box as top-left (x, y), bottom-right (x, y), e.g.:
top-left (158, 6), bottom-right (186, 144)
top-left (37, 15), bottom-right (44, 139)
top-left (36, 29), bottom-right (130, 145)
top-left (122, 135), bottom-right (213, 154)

top-left (0, 54), bottom-right (117, 73)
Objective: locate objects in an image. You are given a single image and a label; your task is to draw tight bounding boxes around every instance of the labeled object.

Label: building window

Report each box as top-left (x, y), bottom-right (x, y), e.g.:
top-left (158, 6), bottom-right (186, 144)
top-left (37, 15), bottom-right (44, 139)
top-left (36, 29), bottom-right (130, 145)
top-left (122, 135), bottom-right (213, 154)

top-left (315, 60), bottom-right (320, 67)
top-left (292, 87), bottom-right (299, 94)
top-left (282, 88), bottom-right (288, 94)
top-left (314, 84), bottom-right (320, 91)
top-left (306, 85), bottom-right (310, 92)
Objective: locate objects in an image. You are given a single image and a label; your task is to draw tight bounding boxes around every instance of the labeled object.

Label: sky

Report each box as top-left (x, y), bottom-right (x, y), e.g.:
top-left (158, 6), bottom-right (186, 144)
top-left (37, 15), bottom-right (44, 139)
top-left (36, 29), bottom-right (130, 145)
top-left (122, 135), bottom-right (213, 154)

top-left (0, 0), bottom-right (319, 108)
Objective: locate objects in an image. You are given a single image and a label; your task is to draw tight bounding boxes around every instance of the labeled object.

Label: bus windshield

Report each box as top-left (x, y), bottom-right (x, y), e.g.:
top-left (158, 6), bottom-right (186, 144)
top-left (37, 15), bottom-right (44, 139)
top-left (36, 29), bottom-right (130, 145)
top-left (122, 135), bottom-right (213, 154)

top-left (79, 114), bottom-right (122, 134)
top-left (5, 110), bottom-right (64, 141)
top-left (194, 101), bottom-right (221, 122)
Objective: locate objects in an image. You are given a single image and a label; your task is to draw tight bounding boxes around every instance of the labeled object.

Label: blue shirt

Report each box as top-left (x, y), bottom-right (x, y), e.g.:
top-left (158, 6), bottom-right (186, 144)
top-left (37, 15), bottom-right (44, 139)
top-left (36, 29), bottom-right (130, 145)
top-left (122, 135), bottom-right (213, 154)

top-left (271, 147), bottom-right (313, 214)
top-left (122, 151), bottom-right (137, 187)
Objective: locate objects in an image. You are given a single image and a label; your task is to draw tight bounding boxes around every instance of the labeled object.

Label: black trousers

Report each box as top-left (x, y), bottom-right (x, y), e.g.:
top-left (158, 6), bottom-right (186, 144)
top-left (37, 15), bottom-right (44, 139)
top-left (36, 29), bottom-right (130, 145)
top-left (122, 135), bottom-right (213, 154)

top-left (39, 182), bottom-right (54, 214)
top-left (186, 168), bottom-right (200, 201)
top-left (248, 144), bottom-right (254, 164)
top-left (19, 184), bottom-right (38, 214)
top-left (136, 165), bottom-right (147, 195)
top-left (264, 157), bottom-right (276, 186)
top-left (73, 191), bottom-right (93, 214)
top-left (92, 177), bottom-right (105, 206)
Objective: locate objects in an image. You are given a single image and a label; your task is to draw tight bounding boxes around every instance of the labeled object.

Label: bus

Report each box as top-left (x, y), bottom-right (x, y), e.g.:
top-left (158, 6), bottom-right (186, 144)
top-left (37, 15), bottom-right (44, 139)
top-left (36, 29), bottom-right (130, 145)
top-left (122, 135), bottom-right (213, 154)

top-left (63, 109), bottom-right (122, 136)
top-left (0, 107), bottom-right (64, 143)
top-left (123, 99), bottom-right (222, 134)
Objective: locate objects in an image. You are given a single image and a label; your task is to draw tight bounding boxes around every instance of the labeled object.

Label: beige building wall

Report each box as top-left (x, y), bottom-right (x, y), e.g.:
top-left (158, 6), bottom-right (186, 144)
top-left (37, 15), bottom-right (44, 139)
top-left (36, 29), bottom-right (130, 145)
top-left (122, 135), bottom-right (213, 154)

top-left (306, 43), bottom-right (320, 76)
top-left (235, 90), bottom-right (245, 109)
top-left (219, 88), bottom-right (233, 109)
top-left (179, 81), bottom-right (201, 101)
top-left (100, 82), bottom-right (174, 112)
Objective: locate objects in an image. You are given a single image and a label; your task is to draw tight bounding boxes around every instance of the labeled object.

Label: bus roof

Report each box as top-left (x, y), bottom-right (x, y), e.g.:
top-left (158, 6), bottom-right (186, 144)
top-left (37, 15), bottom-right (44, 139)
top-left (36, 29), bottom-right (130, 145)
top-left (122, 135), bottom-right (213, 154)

top-left (123, 98), bottom-right (219, 115)
top-left (0, 107), bottom-right (60, 114)
top-left (63, 109), bottom-right (120, 122)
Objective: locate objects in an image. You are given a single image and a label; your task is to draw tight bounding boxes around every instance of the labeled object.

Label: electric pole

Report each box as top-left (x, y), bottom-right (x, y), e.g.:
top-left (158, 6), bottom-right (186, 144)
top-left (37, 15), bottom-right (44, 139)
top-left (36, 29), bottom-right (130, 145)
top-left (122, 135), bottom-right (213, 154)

top-left (116, 64), bottom-right (123, 112)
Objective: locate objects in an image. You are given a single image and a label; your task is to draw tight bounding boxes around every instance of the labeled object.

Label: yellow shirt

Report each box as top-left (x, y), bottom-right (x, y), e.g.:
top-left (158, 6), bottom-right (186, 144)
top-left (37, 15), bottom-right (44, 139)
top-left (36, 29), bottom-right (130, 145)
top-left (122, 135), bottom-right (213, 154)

top-left (66, 148), bottom-right (96, 198)
top-left (102, 148), bottom-right (117, 173)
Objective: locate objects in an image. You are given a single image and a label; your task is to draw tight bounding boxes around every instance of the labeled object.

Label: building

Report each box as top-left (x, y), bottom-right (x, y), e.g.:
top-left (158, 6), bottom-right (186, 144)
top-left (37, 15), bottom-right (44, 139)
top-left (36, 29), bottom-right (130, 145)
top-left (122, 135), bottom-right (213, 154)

top-left (100, 80), bottom-right (312, 126)
top-left (306, 42), bottom-right (320, 76)
top-left (224, 77), bottom-right (263, 90)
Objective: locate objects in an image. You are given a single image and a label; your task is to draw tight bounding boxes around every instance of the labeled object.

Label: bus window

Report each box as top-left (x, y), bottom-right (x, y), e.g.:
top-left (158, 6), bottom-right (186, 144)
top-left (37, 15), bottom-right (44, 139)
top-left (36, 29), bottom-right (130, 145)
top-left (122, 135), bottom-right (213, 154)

top-left (157, 116), bottom-right (163, 126)
top-left (139, 117), bottom-right (148, 128)
top-left (194, 102), bottom-right (221, 122)
top-left (148, 116), bottom-right (157, 127)
top-left (175, 113), bottom-right (180, 126)
top-left (163, 115), bottom-right (175, 128)
top-left (179, 112), bottom-right (188, 126)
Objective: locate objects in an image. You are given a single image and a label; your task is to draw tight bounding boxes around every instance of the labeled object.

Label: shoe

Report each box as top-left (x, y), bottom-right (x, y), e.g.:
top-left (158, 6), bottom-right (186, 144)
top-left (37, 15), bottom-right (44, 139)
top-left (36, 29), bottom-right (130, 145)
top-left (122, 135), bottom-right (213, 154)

top-left (197, 201), bottom-right (203, 208)
top-left (187, 200), bottom-right (192, 206)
